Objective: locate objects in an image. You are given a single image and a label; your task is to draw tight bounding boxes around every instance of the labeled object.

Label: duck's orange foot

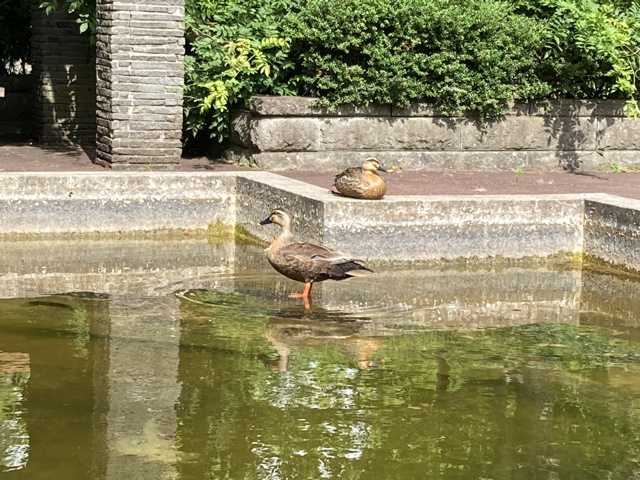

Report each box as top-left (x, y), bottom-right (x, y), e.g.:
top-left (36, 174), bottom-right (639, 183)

top-left (288, 283), bottom-right (313, 309)
top-left (288, 293), bottom-right (311, 309)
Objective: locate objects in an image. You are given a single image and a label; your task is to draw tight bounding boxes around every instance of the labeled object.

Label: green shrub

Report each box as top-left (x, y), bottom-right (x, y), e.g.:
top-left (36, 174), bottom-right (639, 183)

top-left (183, 0), bottom-right (299, 142)
top-left (285, 0), bottom-right (552, 117)
top-left (515, 0), bottom-right (640, 116)
top-left (0, 0), bottom-right (31, 75)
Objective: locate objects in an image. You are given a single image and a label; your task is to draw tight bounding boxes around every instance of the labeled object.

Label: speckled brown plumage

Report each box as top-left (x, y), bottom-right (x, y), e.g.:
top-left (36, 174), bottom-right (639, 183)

top-left (259, 209), bottom-right (373, 305)
top-left (333, 157), bottom-right (388, 200)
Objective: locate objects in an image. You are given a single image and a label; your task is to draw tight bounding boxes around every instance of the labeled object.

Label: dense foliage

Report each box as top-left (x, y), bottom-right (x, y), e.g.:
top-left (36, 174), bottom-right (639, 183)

top-left (0, 0), bottom-right (31, 75)
top-left (183, 0), bottom-right (297, 142)
top-left (515, 0), bottom-right (640, 116)
top-left (185, 0), bottom-right (640, 141)
top-left (286, 0), bottom-right (551, 117)
top-left (23, 0), bottom-right (640, 141)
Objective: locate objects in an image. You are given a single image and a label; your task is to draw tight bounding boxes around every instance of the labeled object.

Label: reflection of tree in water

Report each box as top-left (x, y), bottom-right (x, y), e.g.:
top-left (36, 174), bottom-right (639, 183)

top-left (0, 356), bottom-right (30, 472)
top-left (174, 290), bottom-right (640, 480)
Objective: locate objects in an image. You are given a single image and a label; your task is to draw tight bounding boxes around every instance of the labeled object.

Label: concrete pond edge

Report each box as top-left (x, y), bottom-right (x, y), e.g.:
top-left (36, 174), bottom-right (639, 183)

top-left (0, 170), bottom-right (638, 271)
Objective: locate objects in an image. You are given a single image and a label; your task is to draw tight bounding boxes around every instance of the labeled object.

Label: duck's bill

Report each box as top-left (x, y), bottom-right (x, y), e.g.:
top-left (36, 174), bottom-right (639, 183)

top-left (259, 217), bottom-right (273, 225)
top-left (377, 165), bottom-right (389, 172)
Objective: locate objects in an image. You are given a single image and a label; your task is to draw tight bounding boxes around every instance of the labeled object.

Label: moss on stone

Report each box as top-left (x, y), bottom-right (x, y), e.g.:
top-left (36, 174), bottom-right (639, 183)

top-left (235, 225), bottom-right (268, 247)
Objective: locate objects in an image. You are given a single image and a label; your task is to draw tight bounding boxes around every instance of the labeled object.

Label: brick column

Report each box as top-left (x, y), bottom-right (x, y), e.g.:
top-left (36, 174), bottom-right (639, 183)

top-left (31, 0), bottom-right (96, 145)
top-left (95, 0), bottom-right (185, 169)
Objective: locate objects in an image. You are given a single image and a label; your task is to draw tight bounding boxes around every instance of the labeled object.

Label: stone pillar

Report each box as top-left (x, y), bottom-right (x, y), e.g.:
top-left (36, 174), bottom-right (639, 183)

top-left (95, 0), bottom-right (185, 170)
top-left (30, 0), bottom-right (97, 145)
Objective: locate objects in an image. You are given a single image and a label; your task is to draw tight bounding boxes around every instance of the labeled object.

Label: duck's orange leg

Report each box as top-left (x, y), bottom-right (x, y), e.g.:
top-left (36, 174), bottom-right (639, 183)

top-left (288, 282), bottom-right (313, 309)
top-left (288, 282), bottom-right (313, 298)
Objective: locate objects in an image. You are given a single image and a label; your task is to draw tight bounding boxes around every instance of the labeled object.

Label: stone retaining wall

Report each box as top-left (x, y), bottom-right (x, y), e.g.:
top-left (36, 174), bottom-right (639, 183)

top-left (228, 96), bottom-right (640, 172)
top-left (31, 0), bottom-right (96, 145)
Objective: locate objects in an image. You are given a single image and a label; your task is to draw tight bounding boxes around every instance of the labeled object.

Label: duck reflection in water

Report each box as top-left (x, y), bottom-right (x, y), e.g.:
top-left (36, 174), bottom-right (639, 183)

top-left (259, 209), bottom-right (373, 309)
top-left (263, 312), bottom-right (382, 372)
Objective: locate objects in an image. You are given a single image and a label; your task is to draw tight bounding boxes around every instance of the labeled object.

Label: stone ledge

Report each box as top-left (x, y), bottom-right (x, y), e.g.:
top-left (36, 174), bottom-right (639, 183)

top-left (249, 96), bottom-right (629, 118)
top-left (230, 96), bottom-right (637, 172)
top-left (250, 96), bottom-right (391, 117)
top-left (226, 148), bottom-right (640, 173)
top-left (0, 172), bottom-right (638, 270)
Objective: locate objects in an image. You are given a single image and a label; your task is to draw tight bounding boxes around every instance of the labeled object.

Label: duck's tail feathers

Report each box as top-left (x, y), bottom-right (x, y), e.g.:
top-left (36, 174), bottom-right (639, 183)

top-left (345, 268), bottom-right (373, 277)
top-left (343, 262), bottom-right (374, 277)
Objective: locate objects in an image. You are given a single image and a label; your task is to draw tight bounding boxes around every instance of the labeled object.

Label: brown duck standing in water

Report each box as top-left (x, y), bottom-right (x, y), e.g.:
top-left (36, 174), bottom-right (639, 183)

top-left (333, 157), bottom-right (389, 200)
top-left (259, 209), bottom-right (373, 309)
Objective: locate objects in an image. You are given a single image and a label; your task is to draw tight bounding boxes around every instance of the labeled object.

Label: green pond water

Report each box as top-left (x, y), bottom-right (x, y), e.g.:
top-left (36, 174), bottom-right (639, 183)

top-left (1, 240), bottom-right (640, 479)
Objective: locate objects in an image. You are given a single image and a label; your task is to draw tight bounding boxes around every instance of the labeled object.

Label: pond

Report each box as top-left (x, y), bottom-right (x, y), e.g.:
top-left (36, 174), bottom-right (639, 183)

top-left (0, 240), bottom-right (639, 479)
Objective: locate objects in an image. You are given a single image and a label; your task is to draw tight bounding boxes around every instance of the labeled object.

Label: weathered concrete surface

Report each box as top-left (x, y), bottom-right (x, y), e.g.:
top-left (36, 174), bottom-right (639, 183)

top-left (236, 172), bottom-right (325, 244)
top-left (461, 117), bottom-right (597, 151)
top-left (322, 195), bottom-right (585, 261)
top-left (0, 172), bottom-right (236, 235)
top-left (0, 240), bottom-right (236, 298)
top-left (318, 117), bottom-right (460, 151)
top-left (0, 171), bottom-right (638, 268)
top-left (250, 117), bottom-right (320, 152)
top-left (249, 96), bottom-right (391, 117)
top-left (240, 150), bottom-right (599, 172)
top-left (598, 117), bottom-right (640, 151)
top-left (234, 173), bottom-right (585, 262)
top-left (228, 96), bottom-right (640, 172)
top-left (584, 195), bottom-right (640, 271)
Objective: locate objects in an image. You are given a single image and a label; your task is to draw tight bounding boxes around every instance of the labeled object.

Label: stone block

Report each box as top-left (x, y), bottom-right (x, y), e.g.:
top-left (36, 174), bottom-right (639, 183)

top-left (392, 103), bottom-right (443, 117)
top-left (249, 95), bottom-right (391, 117)
top-left (112, 147), bottom-right (182, 156)
top-left (391, 102), bottom-right (530, 117)
top-left (461, 116), bottom-right (598, 151)
top-left (584, 196), bottom-right (640, 271)
top-left (318, 117), bottom-right (460, 150)
top-left (230, 111), bottom-right (254, 148)
top-left (598, 117), bottom-right (640, 150)
top-left (249, 117), bottom-right (320, 152)
top-left (532, 99), bottom-right (628, 117)
top-left (596, 151), bottom-right (640, 169)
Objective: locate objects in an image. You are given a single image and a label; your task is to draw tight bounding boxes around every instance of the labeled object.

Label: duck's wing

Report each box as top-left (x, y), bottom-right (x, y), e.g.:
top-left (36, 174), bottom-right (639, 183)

top-left (279, 242), bottom-right (372, 280)
top-left (281, 242), bottom-right (359, 264)
top-left (333, 167), bottom-right (362, 185)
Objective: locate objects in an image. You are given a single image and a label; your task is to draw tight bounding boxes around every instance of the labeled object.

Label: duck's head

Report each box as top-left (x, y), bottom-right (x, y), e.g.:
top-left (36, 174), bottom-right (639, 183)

top-left (362, 157), bottom-right (389, 173)
top-left (259, 208), bottom-right (293, 228)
